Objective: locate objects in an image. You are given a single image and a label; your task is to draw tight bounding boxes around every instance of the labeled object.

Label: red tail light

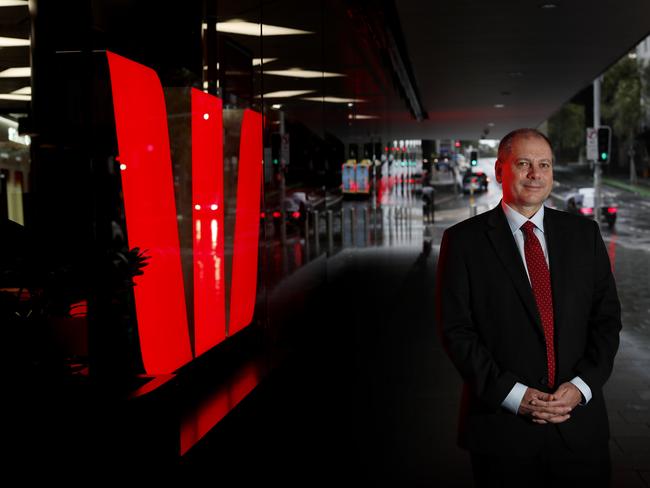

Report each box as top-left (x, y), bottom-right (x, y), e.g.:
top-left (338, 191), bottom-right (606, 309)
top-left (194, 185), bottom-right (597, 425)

top-left (272, 211), bottom-right (281, 218)
top-left (260, 212), bottom-right (266, 219)
top-left (607, 207), bottom-right (617, 214)
top-left (291, 211), bottom-right (301, 219)
top-left (579, 207), bottom-right (593, 215)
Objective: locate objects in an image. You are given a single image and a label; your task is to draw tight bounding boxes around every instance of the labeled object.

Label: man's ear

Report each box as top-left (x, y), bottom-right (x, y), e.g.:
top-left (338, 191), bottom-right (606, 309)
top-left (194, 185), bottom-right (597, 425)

top-left (494, 159), bottom-right (502, 183)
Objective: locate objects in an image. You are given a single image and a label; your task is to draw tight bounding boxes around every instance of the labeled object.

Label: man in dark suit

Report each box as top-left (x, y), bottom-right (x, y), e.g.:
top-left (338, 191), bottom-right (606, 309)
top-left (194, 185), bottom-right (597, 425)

top-left (435, 129), bottom-right (621, 487)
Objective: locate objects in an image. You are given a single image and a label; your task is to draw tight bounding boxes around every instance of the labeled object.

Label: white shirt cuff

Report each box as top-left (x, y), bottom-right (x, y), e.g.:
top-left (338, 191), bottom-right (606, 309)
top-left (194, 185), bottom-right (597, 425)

top-left (570, 376), bottom-right (592, 405)
top-left (501, 382), bottom-right (528, 414)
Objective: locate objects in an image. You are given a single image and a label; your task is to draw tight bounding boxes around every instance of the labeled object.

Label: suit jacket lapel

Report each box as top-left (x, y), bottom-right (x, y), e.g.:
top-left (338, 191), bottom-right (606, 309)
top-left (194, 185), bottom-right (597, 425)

top-left (486, 205), bottom-right (545, 342)
top-left (543, 208), bottom-right (566, 341)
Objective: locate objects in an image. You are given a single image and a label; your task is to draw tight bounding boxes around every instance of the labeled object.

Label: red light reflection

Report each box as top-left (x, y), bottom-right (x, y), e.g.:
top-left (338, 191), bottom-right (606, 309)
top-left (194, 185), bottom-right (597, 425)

top-left (192, 88), bottom-right (226, 356)
top-left (180, 361), bottom-right (262, 456)
top-left (69, 300), bottom-right (87, 318)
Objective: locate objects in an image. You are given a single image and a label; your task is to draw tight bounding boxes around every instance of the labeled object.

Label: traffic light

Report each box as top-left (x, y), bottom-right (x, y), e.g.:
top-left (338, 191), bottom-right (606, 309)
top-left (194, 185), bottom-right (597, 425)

top-left (470, 150), bottom-right (478, 166)
top-left (597, 127), bottom-right (611, 163)
top-left (271, 133), bottom-right (281, 165)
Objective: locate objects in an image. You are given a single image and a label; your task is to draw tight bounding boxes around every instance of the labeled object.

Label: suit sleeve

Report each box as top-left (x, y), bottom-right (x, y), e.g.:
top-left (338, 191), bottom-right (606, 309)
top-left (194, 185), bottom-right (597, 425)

top-left (435, 228), bottom-right (519, 411)
top-left (573, 221), bottom-right (622, 391)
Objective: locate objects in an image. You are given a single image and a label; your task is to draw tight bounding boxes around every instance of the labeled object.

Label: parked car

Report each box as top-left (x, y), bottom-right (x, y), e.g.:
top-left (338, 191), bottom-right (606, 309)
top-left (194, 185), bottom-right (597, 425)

top-left (462, 170), bottom-right (489, 194)
top-left (565, 187), bottom-right (618, 228)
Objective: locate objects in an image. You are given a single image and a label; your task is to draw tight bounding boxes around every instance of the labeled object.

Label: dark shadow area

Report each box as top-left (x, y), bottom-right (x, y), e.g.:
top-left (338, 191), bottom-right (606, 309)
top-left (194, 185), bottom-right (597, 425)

top-left (181, 247), bottom-right (471, 486)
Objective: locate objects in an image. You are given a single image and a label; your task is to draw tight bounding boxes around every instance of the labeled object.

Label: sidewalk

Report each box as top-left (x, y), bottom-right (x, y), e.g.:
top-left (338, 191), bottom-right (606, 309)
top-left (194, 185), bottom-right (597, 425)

top-left (429, 169), bottom-right (462, 208)
top-left (554, 161), bottom-right (650, 197)
top-left (602, 176), bottom-right (650, 198)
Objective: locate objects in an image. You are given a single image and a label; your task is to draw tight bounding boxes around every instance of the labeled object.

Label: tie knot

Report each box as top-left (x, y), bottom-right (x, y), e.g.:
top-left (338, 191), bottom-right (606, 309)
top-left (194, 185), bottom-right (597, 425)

top-left (521, 221), bottom-right (536, 235)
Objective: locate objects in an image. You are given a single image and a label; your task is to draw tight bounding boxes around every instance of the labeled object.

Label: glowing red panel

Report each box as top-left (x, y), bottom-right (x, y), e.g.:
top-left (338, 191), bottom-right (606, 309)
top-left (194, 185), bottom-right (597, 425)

top-left (192, 89), bottom-right (226, 356)
top-left (229, 109), bottom-right (263, 335)
top-left (180, 361), bottom-right (261, 455)
top-left (106, 51), bottom-right (192, 374)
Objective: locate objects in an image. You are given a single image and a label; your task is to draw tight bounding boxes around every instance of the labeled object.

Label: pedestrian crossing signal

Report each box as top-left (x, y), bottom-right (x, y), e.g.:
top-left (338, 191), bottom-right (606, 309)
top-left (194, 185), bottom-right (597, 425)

top-left (470, 151), bottom-right (478, 166)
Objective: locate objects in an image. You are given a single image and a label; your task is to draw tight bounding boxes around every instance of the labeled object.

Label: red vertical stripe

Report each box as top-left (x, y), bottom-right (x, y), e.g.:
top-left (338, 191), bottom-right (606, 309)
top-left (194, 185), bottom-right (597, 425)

top-left (106, 51), bottom-right (192, 374)
top-left (192, 88), bottom-right (226, 355)
top-left (229, 109), bottom-right (263, 335)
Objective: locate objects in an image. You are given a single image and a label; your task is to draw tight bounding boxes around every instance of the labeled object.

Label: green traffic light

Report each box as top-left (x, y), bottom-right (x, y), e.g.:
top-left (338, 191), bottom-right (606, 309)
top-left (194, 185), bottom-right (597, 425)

top-left (273, 158), bottom-right (279, 165)
top-left (471, 159), bottom-right (477, 165)
top-left (600, 152), bottom-right (607, 160)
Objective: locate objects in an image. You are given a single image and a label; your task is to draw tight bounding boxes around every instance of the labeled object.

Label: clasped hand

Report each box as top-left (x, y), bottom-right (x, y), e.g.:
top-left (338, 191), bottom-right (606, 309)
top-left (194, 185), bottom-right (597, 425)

top-left (517, 382), bottom-right (582, 424)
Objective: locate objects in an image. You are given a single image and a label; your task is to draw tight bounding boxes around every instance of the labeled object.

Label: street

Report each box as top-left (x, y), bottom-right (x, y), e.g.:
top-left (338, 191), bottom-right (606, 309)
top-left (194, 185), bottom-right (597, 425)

top-left (438, 158), bottom-right (650, 251)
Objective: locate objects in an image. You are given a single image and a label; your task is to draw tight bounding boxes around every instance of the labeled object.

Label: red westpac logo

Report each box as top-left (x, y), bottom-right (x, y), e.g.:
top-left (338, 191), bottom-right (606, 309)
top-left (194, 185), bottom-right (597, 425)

top-left (106, 51), bottom-right (263, 375)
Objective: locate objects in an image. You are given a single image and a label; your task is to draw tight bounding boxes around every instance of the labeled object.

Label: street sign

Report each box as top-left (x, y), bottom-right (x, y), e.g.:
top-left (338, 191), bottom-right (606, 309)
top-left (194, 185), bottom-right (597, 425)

top-left (586, 127), bottom-right (598, 161)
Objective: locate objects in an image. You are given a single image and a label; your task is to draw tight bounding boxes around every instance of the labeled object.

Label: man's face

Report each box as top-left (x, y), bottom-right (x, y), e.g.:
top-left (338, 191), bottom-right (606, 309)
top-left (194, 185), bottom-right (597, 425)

top-left (495, 135), bottom-right (553, 214)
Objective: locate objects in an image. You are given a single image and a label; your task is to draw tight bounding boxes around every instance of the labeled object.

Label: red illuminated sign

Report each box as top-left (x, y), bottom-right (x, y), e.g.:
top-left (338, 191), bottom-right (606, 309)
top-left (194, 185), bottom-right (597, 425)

top-left (229, 109), bottom-right (263, 335)
top-left (192, 88), bottom-right (226, 356)
top-left (107, 51), bottom-right (263, 375)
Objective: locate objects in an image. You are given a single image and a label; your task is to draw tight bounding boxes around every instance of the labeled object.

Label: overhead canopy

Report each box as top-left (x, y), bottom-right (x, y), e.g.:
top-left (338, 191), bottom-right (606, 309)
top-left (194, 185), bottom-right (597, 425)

top-left (1, 0), bottom-right (649, 142)
top-left (395, 0), bottom-right (650, 139)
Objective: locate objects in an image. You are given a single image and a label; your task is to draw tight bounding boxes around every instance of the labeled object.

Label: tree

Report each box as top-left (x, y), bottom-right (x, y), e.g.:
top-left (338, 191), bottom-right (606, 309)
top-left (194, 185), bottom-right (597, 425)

top-left (547, 103), bottom-right (585, 163)
top-left (602, 56), bottom-right (642, 182)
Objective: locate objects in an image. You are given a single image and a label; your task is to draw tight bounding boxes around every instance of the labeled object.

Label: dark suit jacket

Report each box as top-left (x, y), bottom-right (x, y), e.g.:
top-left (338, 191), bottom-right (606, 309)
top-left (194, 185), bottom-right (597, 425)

top-left (435, 204), bottom-right (621, 455)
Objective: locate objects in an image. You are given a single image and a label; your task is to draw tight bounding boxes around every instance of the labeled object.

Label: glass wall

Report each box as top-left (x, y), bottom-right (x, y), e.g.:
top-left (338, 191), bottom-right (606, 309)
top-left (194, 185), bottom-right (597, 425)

top-left (1, 0), bottom-right (427, 462)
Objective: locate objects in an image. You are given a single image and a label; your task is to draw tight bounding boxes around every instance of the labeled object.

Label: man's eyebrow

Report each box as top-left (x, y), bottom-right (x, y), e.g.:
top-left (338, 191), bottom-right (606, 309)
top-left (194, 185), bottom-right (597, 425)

top-left (515, 157), bottom-right (552, 162)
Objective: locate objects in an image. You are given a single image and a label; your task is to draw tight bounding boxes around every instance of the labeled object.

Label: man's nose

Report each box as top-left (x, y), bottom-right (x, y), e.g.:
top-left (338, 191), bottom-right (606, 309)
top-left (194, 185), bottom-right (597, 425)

top-left (527, 165), bottom-right (540, 178)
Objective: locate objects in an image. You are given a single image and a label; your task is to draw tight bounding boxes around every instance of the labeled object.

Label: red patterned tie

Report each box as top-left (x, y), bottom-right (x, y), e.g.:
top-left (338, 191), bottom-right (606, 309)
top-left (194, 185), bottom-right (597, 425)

top-left (521, 221), bottom-right (555, 389)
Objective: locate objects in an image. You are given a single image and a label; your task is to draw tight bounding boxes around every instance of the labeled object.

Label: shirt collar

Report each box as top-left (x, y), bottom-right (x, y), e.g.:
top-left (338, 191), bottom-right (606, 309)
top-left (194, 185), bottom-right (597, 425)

top-left (501, 200), bottom-right (545, 234)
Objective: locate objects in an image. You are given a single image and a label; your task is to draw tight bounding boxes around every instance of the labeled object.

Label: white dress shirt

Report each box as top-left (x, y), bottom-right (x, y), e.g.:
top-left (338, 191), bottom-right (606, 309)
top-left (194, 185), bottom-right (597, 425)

top-left (499, 201), bottom-right (592, 414)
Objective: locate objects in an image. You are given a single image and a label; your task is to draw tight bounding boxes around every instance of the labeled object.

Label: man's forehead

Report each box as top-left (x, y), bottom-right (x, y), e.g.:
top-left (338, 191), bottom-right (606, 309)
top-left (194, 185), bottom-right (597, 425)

top-left (510, 136), bottom-right (553, 159)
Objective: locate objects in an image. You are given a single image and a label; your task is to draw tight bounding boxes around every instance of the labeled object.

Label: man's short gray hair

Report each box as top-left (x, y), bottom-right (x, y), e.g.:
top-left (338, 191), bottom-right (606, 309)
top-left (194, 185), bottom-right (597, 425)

top-left (497, 128), bottom-right (553, 163)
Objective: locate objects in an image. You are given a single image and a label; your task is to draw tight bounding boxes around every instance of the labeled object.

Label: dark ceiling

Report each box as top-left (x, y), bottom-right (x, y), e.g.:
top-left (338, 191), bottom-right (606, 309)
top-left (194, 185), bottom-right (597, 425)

top-left (1, 0), bottom-right (650, 142)
top-left (207, 0), bottom-right (650, 141)
top-left (396, 0), bottom-right (650, 140)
